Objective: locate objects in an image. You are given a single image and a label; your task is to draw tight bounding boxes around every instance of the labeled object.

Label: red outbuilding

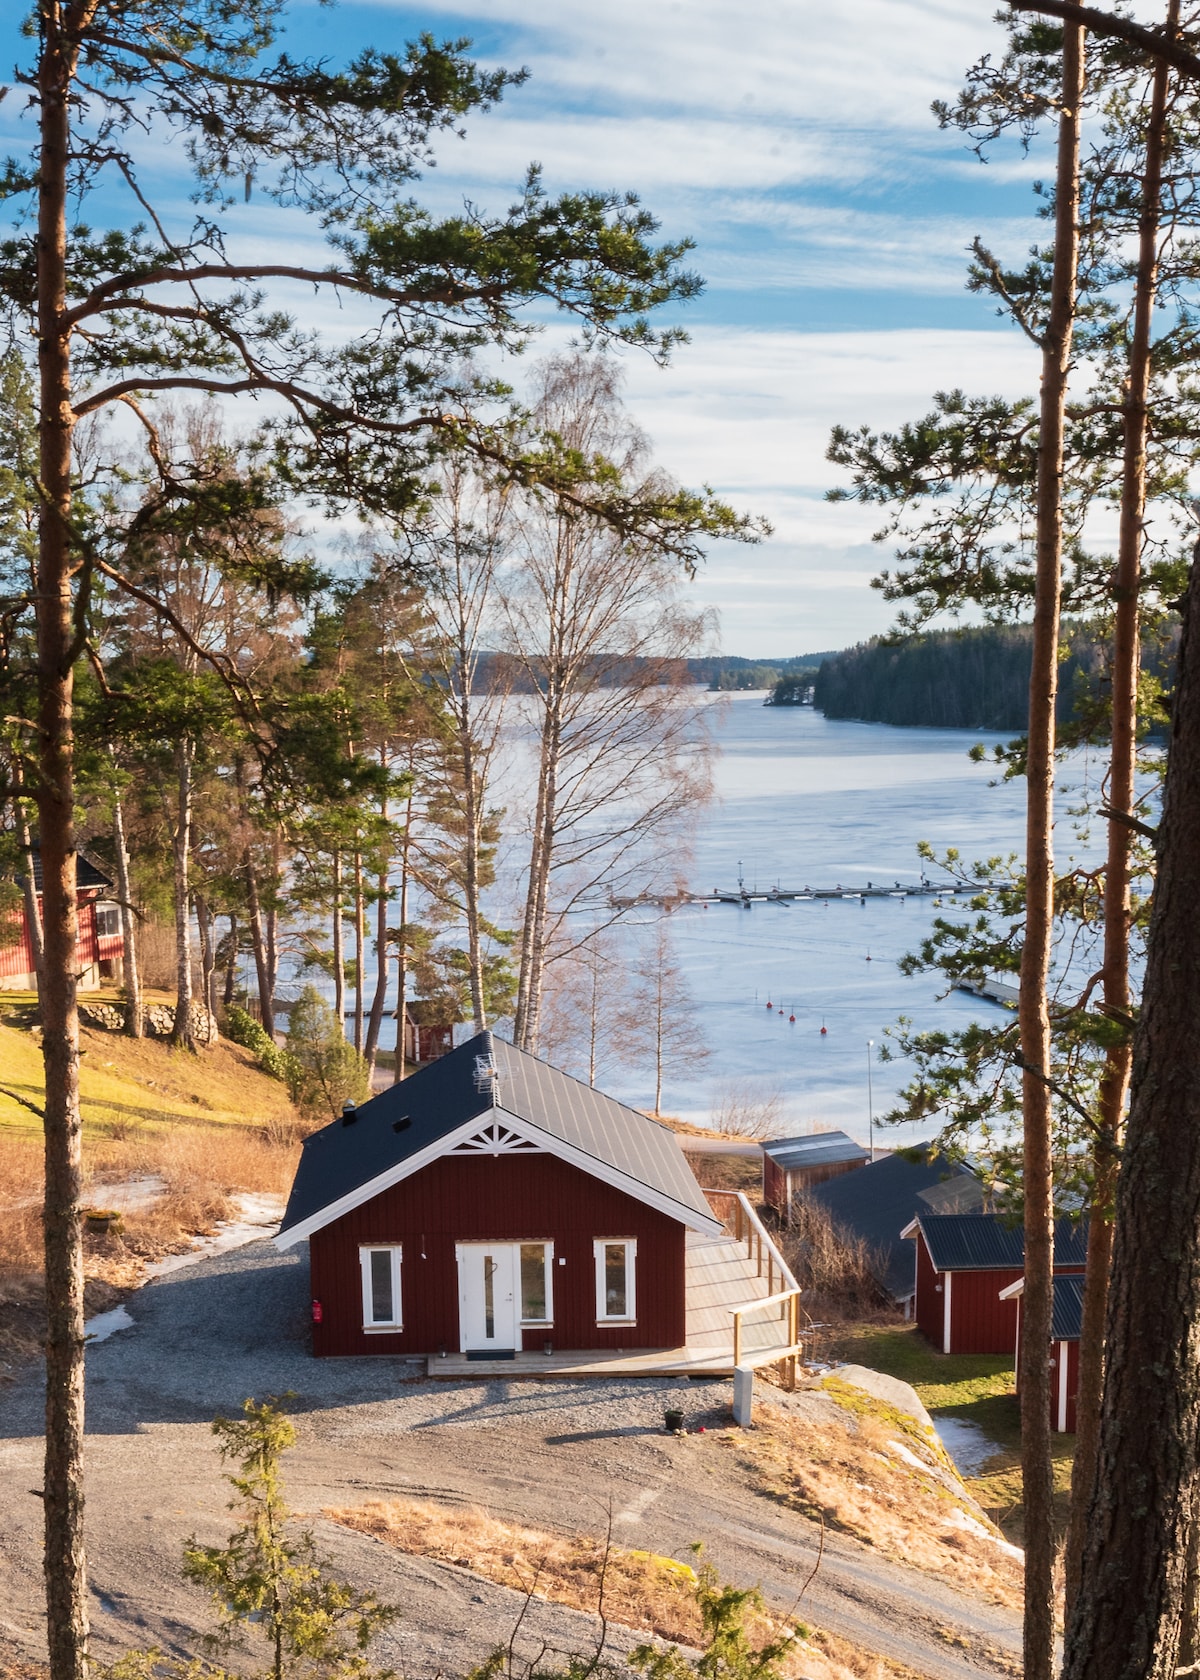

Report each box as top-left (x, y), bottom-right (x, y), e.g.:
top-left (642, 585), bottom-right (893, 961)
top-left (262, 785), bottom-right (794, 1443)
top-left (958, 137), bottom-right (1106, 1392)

top-left (901, 1211), bottom-right (1088, 1355)
top-left (1000, 1272), bottom-right (1084, 1432)
top-left (1, 850), bottom-right (123, 993)
top-left (762, 1130), bottom-right (870, 1219)
top-left (274, 1030), bottom-right (740, 1361)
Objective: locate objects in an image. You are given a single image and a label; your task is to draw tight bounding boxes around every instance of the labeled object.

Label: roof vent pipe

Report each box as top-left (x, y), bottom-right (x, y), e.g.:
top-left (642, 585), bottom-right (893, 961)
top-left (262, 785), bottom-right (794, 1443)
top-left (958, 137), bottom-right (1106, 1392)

top-left (341, 1101), bottom-right (358, 1126)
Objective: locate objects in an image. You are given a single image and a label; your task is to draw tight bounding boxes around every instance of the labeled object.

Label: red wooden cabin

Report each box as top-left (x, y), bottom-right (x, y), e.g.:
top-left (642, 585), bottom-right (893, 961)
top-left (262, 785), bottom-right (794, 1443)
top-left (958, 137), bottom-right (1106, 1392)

top-left (902, 1211), bottom-right (1088, 1355)
top-left (762, 1130), bottom-right (870, 1219)
top-left (274, 1031), bottom-right (726, 1359)
top-left (0, 851), bottom-right (123, 993)
top-left (1000, 1273), bottom-right (1083, 1432)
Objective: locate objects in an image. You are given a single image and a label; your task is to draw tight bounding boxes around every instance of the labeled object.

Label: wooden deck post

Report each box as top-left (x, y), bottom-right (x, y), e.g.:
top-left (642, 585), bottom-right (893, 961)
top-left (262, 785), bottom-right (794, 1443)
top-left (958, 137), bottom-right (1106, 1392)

top-left (756, 1230), bottom-right (763, 1276)
top-left (733, 1310), bottom-right (742, 1367)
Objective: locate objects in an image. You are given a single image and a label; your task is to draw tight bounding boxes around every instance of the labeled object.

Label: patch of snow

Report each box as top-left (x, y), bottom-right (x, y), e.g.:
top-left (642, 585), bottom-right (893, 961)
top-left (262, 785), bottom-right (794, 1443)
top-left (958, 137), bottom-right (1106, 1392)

top-left (885, 1436), bottom-right (933, 1474)
top-left (85, 1305), bottom-right (135, 1343)
top-left (934, 1413), bottom-right (1006, 1477)
top-left (942, 1504), bottom-right (1024, 1562)
top-left (86, 1175), bottom-right (166, 1213)
top-left (145, 1192), bottom-right (284, 1279)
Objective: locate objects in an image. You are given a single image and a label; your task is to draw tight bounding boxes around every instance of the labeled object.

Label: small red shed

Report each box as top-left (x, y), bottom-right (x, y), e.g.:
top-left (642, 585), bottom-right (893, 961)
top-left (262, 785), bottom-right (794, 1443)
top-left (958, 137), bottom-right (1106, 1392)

top-left (0, 850), bottom-right (124, 993)
top-left (762, 1130), bottom-right (870, 1220)
top-left (1000, 1273), bottom-right (1084, 1432)
top-left (274, 1030), bottom-right (726, 1359)
top-left (902, 1212), bottom-right (1088, 1355)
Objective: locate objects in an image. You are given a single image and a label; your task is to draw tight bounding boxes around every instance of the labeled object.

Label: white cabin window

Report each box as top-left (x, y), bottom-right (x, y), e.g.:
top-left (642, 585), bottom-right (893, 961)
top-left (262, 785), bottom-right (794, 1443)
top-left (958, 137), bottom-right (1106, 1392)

top-left (359, 1245), bottom-right (402, 1329)
top-left (594, 1239), bottom-right (636, 1322)
top-left (519, 1242), bottom-right (553, 1324)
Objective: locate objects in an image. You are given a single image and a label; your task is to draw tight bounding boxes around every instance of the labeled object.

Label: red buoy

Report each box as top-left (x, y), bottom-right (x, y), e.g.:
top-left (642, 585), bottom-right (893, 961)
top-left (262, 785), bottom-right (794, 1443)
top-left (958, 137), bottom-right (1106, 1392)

top-left (766, 1000), bottom-right (773, 1010)
top-left (789, 1013), bottom-right (796, 1023)
top-left (820, 1023), bottom-right (827, 1036)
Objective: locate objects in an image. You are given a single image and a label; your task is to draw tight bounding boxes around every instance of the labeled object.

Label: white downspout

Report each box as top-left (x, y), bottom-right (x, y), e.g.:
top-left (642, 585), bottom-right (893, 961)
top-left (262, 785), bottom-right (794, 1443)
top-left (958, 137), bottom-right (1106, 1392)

top-left (943, 1270), bottom-right (953, 1353)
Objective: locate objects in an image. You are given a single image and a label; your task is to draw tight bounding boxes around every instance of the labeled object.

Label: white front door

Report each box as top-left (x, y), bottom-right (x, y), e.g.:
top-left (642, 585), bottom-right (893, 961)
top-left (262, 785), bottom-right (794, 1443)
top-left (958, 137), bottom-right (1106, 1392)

top-left (456, 1243), bottom-right (519, 1355)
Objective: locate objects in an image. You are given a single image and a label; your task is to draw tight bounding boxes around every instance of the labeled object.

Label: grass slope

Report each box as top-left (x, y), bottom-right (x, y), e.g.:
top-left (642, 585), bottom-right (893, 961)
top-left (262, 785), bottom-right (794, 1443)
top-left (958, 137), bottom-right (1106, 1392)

top-left (829, 1324), bottom-right (1074, 1544)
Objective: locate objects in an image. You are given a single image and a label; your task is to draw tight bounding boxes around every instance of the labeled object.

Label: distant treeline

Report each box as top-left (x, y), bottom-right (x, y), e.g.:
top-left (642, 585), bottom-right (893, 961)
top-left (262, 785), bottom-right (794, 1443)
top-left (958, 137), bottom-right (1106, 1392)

top-left (813, 623), bottom-right (1177, 732)
top-left (469, 652), bottom-right (835, 694)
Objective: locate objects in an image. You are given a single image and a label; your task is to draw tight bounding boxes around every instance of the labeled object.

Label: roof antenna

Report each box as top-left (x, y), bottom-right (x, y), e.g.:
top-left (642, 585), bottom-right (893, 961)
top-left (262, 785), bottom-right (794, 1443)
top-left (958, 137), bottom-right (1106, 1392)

top-left (473, 1052), bottom-right (499, 1100)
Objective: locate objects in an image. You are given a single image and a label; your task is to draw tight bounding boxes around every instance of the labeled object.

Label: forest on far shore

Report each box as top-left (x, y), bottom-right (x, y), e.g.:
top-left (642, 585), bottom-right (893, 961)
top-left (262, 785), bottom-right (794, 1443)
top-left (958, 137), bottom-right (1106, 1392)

top-left (808, 622), bottom-right (1178, 732)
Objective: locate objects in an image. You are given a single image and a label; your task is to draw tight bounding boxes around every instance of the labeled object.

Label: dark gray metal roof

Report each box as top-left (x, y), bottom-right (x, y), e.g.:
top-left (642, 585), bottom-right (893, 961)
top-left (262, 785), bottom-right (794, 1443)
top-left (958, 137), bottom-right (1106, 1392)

top-left (1052, 1274), bottom-right (1084, 1342)
top-left (761, 1130), bottom-right (870, 1172)
top-left (805, 1150), bottom-right (985, 1299)
top-left (17, 847), bottom-right (114, 894)
top-left (277, 1029), bottom-right (720, 1241)
top-left (916, 1212), bottom-right (1089, 1273)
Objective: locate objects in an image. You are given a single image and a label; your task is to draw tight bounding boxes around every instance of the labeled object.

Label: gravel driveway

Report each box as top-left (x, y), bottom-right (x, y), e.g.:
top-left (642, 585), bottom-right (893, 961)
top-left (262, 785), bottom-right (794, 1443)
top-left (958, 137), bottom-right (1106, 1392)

top-left (0, 1239), bottom-right (1022, 1678)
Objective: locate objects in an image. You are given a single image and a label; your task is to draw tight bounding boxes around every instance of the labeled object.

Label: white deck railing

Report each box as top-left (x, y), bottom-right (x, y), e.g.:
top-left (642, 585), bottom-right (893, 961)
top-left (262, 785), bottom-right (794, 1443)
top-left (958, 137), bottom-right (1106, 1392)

top-left (702, 1189), bottom-right (803, 1371)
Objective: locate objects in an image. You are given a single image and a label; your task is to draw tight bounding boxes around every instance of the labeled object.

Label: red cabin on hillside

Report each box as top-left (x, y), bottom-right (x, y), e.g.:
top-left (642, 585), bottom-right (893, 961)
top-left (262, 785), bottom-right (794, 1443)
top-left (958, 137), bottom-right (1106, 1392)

top-left (762, 1130), bottom-right (870, 1219)
top-left (0, 851), bottom-right (124, 993)
top-left (274, 1031), bottom-right (737, 1361)
top-left (902, 1211), bottom-right (1088, 1355)
top-left (999, 1273), bottom-right (1083, 1433)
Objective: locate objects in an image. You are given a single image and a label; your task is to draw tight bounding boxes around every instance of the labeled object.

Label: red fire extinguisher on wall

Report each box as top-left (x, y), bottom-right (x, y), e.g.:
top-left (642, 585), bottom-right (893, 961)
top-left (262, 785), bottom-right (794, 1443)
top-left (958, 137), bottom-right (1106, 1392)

top-left (311, 1299), bottom-right (323, 1324)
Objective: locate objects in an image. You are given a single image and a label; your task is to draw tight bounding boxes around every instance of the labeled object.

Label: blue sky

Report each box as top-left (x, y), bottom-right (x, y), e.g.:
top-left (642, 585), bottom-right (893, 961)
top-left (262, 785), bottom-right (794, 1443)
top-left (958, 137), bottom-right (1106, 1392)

top-left (2, 1), bottom-right (1055, 651)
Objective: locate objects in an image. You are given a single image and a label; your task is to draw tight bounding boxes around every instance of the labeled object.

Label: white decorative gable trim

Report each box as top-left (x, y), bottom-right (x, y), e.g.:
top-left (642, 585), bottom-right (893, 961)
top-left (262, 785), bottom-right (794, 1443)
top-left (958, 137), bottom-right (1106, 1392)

top-left (449, 1120), bottom-right (543, 1156)
top-left (273, 1103), bottom-right (722, 1248)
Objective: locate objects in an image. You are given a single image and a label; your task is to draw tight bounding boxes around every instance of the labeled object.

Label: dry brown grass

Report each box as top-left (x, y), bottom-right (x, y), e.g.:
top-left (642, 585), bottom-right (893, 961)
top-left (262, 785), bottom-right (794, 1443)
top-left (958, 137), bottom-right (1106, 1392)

top-left (684, 1151), bottom-right (761, 1195)
top-left (325, 1498), bottom-right (919, 1680)
top-left (780, 1197), bottom-right (891, 1327)
top-left (728, 1390), bottom-right (1023, 1613)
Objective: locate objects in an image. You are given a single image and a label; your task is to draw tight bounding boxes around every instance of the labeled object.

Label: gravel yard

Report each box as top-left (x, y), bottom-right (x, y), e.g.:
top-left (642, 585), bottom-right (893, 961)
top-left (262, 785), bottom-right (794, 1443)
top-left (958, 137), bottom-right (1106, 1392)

top-left (0, 1238), bottom-right (1023, 1680)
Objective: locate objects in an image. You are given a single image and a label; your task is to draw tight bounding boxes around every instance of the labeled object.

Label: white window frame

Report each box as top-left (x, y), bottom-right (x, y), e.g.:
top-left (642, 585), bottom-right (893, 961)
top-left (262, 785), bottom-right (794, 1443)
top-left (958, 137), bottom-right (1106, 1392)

top-left (359, 1244), bottom-right (403, 1331)
top-left (594, 1238), bottom-right (637, 1323)
top-left (518, 1241), bottom-right (555, 1326)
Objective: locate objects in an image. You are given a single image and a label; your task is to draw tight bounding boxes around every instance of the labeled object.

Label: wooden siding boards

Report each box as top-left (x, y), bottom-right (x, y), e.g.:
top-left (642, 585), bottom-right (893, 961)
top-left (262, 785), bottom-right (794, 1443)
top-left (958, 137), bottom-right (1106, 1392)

top-left (309, 1151), bottom-right (686, 1358)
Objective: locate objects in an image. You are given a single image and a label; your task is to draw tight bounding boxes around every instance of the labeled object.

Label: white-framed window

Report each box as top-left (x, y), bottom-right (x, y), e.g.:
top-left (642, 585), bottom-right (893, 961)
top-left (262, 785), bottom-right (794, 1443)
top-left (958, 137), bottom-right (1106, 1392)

top-left (359, 1245), bottom-right (403, 1330)
top-left (594, 1238), bottom-right (637, 1322)
top-left (519, 1242), bottom-right (554, 1325)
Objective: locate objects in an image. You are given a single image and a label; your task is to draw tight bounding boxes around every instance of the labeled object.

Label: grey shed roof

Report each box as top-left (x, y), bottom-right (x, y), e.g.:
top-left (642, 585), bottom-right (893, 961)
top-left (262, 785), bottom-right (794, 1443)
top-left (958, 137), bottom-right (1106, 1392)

top-left (276, 1029), bottom-right (721, 1244)
top-left (1052, 1274), bottom-right (1085, 1341)
top-left (915, 1212), bottom-right (1089, 1273)
top-left (762, 1130), bottom-right (870, 1172)
top-left (806, 1149), bottom-right (985, 1300)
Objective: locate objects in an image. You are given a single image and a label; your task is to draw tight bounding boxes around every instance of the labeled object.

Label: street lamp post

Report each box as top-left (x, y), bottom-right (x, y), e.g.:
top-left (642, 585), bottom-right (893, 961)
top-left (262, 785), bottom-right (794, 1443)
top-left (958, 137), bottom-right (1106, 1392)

top-left (867, 1039), bottom-right (875, 1162)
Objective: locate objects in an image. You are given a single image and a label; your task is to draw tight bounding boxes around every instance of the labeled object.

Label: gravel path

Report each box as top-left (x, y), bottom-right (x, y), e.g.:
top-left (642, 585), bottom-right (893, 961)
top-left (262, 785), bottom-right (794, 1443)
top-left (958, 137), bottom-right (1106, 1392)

top-left (0, 1239), bottom-right (1022, 1678)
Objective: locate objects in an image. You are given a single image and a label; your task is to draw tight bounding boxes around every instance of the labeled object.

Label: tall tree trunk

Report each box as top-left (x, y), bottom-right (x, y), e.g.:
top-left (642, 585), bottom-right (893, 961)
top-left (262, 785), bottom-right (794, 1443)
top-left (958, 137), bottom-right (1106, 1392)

top-left (265, 829), bottom-right (280, 1007)
top-left (244, 856), bottom-right (273, 1040)
top-left (515, 694), bottom-right (561, 1054)
top-left (1064, 5), bottom-right (1175, 1622)
top-left (364, 794), bottom-right (391, 1070)
top-left (1019, 24), bottom-right (1084, 1680)
top-left (393, 819), bottom-right (411, 1084)
top-left (17, 797), bottom-right (45, 993)
top-left (222, 912), bottom-right (237, 1008)
top-left (1062, 549), bottom-right (1200, 1680)
top-left (35, 6), bottom-right (92, 1673)
top-left (111, 788), bottom-right (142, 1038)
top-left (170, 738), bottom-right (194, 1048)
top-left (459, 718), bottom-right (487, 1031)
top-left (352, 845), bottom-right (364, 1055)
top-left (196, 894), bottom-right (217, 1026)
top-left (331, 850), bottom-right (345, 1041)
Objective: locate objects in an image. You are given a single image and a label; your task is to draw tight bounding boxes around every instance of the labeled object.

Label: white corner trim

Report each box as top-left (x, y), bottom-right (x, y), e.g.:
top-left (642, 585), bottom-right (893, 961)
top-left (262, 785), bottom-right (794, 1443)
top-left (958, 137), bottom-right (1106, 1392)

top-left (275, 1105), bottom-right (722, 1248)
top-left (942, 1269), bottom-right (953, 1354)
top-left (899, 1216), bottom-right (920, 1239)
top-left (998, 1276), bottom-right (1025, 1301)
top-left (1057, 1339), bottom-right (1070, 1433)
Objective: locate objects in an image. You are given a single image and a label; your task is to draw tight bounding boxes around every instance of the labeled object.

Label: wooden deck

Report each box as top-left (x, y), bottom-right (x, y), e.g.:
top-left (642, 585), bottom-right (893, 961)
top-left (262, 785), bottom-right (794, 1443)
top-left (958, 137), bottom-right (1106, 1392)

top-left (429, 1228), bottom-right (800, 1379)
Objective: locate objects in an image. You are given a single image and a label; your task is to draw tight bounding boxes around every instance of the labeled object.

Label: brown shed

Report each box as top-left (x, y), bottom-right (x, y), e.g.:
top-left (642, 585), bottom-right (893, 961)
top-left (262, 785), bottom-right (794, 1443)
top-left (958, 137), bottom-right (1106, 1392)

top-left (762, 1130), bottom-right (870, 1219)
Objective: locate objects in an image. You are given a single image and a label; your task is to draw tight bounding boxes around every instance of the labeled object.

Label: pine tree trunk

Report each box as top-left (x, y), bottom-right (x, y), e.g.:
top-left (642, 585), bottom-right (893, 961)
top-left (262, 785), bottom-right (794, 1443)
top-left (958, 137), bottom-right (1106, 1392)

top-left (1062, 549), bottom-right (1200, 1680)
top-left (222, 912), bottom-right (237, 1008)
top-left (364, 867), bottom-right (390, 1070)
top-left (1065, 14), bottom-right (1174, 1619)
top-left (352, 846), bottom-right (364, 1055)
top-left (35, 7), bottom-right (91, 1672)
top-left (1019, 24), bottom-right (1084, 1680)
top-left (331, 851), bottom-right (345, 1041)
top-left (393, 795), bottom-right (412, 1084)
top-left (265, 830), bottom-right (280, 1010)
top-left (111, 788), bottom-right (142, 1037)
top-left (18, 798), bottom-right (45, 993)
top-left (170, 738), bottom-right (195, 1048)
